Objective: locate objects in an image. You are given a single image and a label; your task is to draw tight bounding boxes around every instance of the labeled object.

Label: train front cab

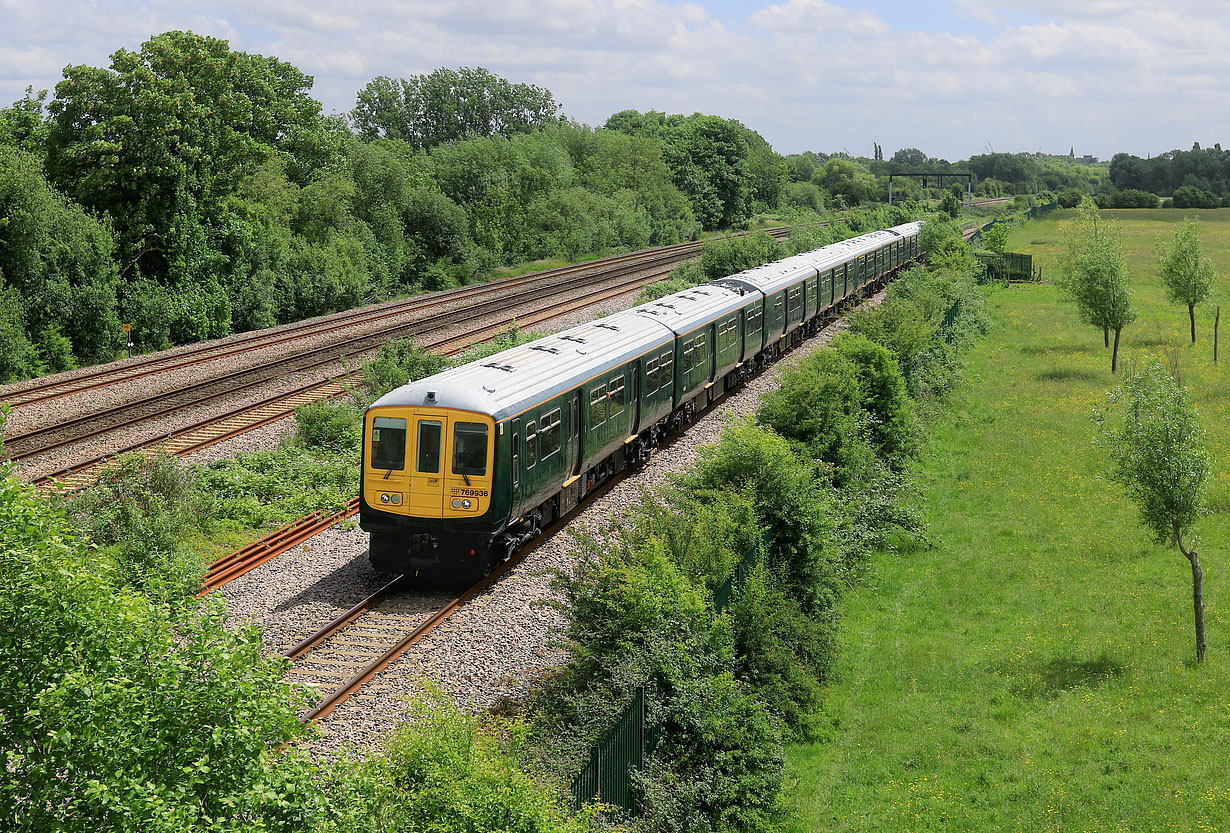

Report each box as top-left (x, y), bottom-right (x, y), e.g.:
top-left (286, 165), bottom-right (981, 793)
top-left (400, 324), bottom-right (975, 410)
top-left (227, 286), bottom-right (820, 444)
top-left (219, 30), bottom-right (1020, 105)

top-left (361, 404), bottom-right (500, 581)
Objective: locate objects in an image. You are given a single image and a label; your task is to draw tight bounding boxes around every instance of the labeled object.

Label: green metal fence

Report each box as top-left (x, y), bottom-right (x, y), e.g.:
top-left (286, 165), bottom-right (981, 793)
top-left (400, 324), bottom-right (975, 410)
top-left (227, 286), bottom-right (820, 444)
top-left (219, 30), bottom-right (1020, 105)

top-left (569, 546), bottom-right (764, 813)
top-left (974, 251), bottom-right (1034, 282)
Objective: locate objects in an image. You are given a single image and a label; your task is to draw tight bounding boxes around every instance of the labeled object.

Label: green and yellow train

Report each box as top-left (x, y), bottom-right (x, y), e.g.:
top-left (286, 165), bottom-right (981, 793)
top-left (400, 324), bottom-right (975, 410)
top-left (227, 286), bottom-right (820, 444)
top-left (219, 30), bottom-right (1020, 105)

top-left (359, 221), bottom-right (922, 584)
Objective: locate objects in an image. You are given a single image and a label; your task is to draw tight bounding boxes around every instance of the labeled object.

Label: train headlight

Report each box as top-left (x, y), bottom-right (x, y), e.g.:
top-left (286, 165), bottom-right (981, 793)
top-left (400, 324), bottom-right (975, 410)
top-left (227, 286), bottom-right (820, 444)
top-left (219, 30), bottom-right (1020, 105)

top-left (380, 494), bottom-right (390, 504)
top-left (462, 499), bottom-right (473, 509)
top-left (451, 498), bottom-right (462, 509)
top-left (390, 494), bottom-right (401, 505)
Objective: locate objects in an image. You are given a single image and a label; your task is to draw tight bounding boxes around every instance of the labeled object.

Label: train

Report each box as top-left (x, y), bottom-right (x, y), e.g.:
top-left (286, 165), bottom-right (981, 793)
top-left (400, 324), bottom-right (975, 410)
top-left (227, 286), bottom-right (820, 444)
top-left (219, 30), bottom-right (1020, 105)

top-left (359, 221), bottom-right (923, 585)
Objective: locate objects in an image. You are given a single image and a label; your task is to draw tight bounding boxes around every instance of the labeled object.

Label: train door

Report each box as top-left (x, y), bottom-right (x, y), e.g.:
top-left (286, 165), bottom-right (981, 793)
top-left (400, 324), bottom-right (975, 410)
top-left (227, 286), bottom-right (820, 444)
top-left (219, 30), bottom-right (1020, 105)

top-left (408, 413), bottom-right (447, 517)
top-left (511, 417), bottom-right (522, 508)
top-left (569, 391), bottom-right (582, 478)
top-left (708, 322), bottom-right (718, 383)
top-left (630, 360), bottom-right (641, 433)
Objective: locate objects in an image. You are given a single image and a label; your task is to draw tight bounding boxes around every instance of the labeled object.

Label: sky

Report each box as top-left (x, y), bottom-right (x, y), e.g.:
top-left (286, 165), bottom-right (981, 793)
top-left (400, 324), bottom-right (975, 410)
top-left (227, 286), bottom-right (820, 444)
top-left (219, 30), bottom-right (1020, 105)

top-left (2, 0), bottom-right (1227, 162)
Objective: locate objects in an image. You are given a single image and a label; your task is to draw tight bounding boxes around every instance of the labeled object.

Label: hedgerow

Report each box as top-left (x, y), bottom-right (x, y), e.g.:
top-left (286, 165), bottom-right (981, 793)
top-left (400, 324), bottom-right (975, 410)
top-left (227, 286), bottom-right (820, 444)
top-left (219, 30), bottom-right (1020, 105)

top-left (528, 218), bottom-right (987, 831)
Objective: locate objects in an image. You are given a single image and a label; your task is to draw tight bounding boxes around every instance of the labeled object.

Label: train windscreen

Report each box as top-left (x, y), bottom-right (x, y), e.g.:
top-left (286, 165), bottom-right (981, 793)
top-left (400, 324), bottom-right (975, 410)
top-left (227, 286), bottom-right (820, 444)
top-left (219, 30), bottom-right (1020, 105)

top-left (451, 422), bottom-right (489, 476)
top-left (371, 417), bottom-right (407, 470)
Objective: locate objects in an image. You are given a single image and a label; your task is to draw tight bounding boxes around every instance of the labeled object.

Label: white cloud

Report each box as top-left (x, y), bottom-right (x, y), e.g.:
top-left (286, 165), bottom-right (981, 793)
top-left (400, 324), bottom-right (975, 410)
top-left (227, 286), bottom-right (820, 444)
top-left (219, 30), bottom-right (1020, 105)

top-left (0, 0), bottom-right (1228, 160)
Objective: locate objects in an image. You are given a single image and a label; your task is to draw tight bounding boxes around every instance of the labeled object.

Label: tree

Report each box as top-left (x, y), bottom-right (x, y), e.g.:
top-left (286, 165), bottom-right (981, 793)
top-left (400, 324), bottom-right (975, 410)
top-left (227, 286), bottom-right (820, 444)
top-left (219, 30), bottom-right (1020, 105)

top-left (1157, 218), bottom-right (1216, 343)
top-left (351, 67), bottom-right (560, 148)
top-left (891, 147), bottom-right (927, 167)
top-left (812, 157), bottom-right (877, 207)
top-left (1093, 359), bottom-right (1211, 662)
top-left (1060, 199), bottom-right (1136, 372)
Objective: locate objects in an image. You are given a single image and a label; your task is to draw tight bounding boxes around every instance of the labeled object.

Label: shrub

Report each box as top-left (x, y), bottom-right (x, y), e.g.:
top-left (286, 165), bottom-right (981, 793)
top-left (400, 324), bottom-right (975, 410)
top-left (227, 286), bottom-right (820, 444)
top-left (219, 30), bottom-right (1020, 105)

top-left (360, 338), bottom-right (449, 401)
top-left (57, 452), bottom-right (210, 602)
top-left (0, 458), bottom-right (321, 832)
top-left (756, 348), bottom-right (867, 473)
top-left (294, 397), bottom-right (365, 453)
top-left (675, 420), bottom-right (844, 614)
top-left (833, 333), bottom-right (918, 466)
top-left (325, 698), bottom-right (598, 833)
top-left (636, 673), bottom-right (786, 833)
top-left (729, 564), bottom-right (831, 738)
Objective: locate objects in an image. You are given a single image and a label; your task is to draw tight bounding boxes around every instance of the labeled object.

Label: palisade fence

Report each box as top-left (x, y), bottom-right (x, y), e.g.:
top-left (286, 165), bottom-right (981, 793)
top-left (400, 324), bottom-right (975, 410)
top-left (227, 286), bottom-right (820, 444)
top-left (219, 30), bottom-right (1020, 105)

top-left (968, 200), bottom-right (1056, 282)
top-left (568, 545), bottom-right (765, 814)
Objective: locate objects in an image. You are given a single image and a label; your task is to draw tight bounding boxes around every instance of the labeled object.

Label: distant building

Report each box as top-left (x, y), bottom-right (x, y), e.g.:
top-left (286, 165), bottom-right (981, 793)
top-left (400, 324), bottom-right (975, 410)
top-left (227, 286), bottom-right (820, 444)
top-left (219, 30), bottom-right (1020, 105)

top-left (1078, 154), bottom-right (1098, 165)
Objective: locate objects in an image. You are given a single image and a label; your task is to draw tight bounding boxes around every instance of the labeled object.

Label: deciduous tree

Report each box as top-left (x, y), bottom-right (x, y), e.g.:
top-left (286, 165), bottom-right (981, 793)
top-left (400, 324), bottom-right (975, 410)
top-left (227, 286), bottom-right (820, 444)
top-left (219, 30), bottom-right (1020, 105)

top-left (1094, 359), bottom-right (1212, 662)
top-left (351, 67), bottom-right (560, 148)
top-left (1060, 198), bottom-right (1136, 372)
top-left (1157, 218), bottom-right (1216, 343)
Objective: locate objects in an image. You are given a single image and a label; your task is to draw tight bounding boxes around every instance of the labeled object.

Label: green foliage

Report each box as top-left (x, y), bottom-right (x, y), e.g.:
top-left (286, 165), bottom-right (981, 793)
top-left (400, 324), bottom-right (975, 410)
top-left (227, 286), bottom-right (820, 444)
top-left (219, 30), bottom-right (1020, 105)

top-left (0, 287), bottom-right (39, 382)
top-left (57, 452), bottom-right (210, 601)
top-left (757, 348), bottom-right (867, 474)
top-left (675, 420), bottom-right (842, 615)
top-left (1157, 217), bottom-right (1217, 342)
top-left (812, 157), bottom-right (879, 207)
top-left (605, 110), bottom-right (763, 230)
top-left (635, 673), bottom-right (786, 833)
top-left (729, 565), bottom-right (830, 739)
top-left (0, 146), bottom-right (122, 371)
top-left (698, 231), bottom-right (785, 279)
top-left (197, 446), bottom-right (358, 529)
top-left (1060, 199), bottom-right (1136, 370)
top-left (0, 461), bottom-right (321, 832)
top-left (939, 190), bottom-right (961, 218)
top-left (833, 333), bottom-right (918, 466)
top-left (325, 697), bottom-right (597, 833)
top-left (294, 397), bottom-right (365, 453)
top-left (980, 221), bottom-right (1011, 256)
top-left (360, 339), bottom-right (450, 402)
top-left (351, 68), bottom-right (561, 148)
top-left (46, 30), bottom-right (326, 302)
top-left (1093, 359), bottom-right (1210, 549)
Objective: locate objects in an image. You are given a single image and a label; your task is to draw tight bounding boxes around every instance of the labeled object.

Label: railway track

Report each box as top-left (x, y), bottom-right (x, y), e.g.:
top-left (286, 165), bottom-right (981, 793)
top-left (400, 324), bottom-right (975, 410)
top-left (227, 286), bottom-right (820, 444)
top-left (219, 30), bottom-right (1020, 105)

top-left (27, 259), bottom-right (680, 488)
top-left (216, 263), bottom-right (908, 730)
top-left (9, 228), bottom-right (799, 486)
top-left (1, 229), bottom-right (789, 411)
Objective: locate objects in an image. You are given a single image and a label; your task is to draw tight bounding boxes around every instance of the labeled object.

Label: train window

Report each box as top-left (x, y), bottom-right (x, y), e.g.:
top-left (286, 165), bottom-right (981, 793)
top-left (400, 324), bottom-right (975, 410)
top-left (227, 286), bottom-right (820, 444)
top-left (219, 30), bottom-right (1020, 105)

top-left (609, 377), bottom-right (626, 416)
top-left (416, 420), bottom-right (442, 473)
top-left (370, 417), bottom-right (407, 471)
top-left (541, 409), bottom-right (562, 458)
top-left (526, 421), bottom-right (537, 468)
top-left (682, 339), bottom-right (694, 372)
top-left (451, 422), bottom-right (489, 477)
top-left (694, 334), bottom-right (706, 367)
top-left (589, 385), bottom-right (607, 427)
top-left (512, 435), bottom-right (520, 487)
top-left (660, 352), bottom-right (673, 385)
top-left (645, 358), bottom-right (659, 393)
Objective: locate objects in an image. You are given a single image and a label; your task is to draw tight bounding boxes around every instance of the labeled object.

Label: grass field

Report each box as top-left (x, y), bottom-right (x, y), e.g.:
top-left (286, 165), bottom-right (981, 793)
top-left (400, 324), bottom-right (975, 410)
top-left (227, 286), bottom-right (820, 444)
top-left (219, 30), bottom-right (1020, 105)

top-left (785, 208), bottom-right (1230, 831)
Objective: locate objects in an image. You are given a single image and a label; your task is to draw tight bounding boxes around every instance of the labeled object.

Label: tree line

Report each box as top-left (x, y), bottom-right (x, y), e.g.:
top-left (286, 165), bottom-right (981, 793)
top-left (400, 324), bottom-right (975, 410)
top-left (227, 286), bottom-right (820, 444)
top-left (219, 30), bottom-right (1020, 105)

top-left (0, 29), bottom-right (1117, 385)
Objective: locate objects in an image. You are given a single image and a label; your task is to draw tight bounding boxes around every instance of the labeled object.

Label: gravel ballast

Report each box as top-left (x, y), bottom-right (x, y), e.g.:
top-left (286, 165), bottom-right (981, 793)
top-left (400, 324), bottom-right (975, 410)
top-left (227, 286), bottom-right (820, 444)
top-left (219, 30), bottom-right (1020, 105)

top-left (282, 292), bottom-right (885, 757)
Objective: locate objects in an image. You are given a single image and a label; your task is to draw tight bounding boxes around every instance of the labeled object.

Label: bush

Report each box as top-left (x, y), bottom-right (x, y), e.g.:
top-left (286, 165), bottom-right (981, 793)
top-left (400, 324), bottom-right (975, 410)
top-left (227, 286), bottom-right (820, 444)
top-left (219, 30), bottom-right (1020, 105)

top-left (0, 288), bottom-right (39, 382)
top-left (1058, 187), bottom-right (1084, 208)
top-left (729, 565), bottom-right (830, 738)
top-left (325, 698), bottom-right (598, 833)
top-left (0, 458), bottom-right (321, 832)
top-left (1172, 185), bottom-right (1220, 209)
top-left (360, 339), bottom-right (449, 401)
top-left (698, 231), bottom-right (785, 280)
top-left (675, 421), bottom-right (843, 615)
top-left (197, 446), bottom-right (358, 529)
top-left (57, 452), bottom-right (210, 602)
top-left (833, 333), bottom-right (918, 466)
top-left (636, 673), bottom-right (786, 833)
top-left (294, 397), bottom-right (365, 453)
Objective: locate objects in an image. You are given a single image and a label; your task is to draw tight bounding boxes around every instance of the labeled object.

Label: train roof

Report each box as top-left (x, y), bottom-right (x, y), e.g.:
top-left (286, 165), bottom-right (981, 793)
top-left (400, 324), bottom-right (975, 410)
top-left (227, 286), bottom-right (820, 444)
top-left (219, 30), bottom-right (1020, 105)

top-left (370, 308), bottom-right (673, 422)
top-left (631, 283), bottom-right (751, 335)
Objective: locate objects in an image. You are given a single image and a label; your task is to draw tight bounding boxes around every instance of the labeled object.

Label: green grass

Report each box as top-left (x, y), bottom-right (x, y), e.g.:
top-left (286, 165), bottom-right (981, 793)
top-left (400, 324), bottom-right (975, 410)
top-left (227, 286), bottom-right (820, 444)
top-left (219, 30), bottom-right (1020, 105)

top-left (785, 209), bottom-right (1230, 831)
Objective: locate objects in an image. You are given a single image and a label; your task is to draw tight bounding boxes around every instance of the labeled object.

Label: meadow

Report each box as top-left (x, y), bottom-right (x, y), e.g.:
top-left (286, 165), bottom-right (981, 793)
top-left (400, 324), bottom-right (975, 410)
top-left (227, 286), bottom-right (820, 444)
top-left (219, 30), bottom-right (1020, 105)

top-left (785, 208), bottom-right (1230, 831)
